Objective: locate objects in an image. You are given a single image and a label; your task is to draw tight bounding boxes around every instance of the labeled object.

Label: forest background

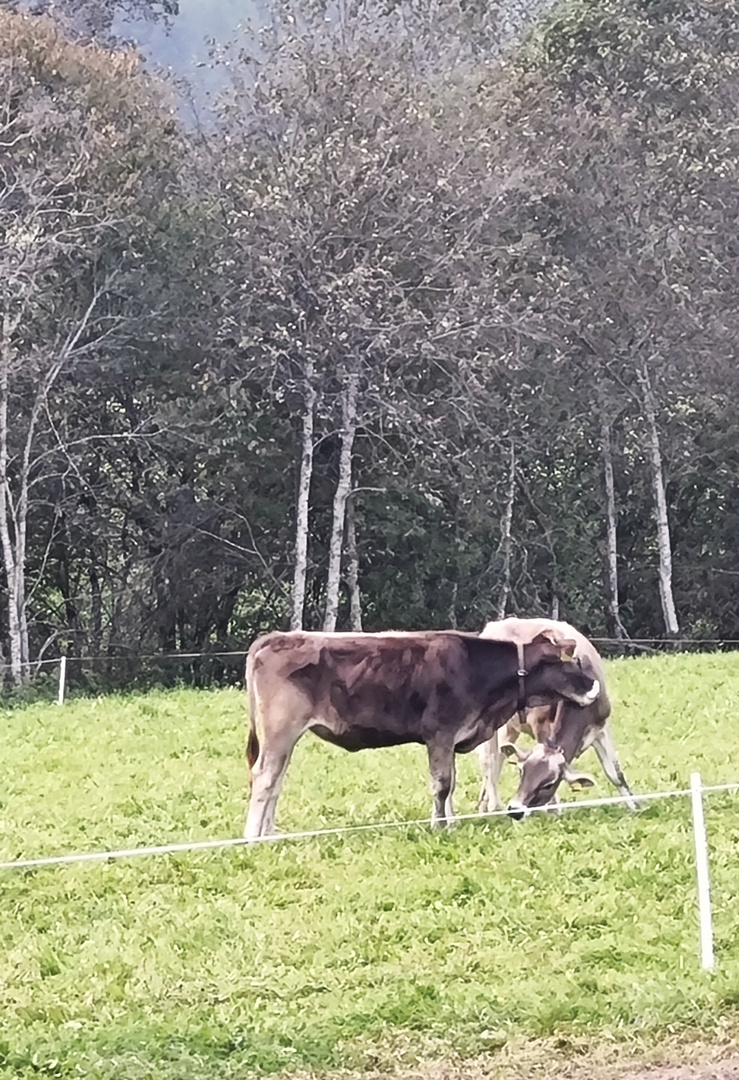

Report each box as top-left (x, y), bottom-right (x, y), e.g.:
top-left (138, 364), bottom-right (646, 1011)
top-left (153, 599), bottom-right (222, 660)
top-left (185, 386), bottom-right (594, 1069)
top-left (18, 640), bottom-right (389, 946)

top-left (2, 0), bottom-right (738, 690)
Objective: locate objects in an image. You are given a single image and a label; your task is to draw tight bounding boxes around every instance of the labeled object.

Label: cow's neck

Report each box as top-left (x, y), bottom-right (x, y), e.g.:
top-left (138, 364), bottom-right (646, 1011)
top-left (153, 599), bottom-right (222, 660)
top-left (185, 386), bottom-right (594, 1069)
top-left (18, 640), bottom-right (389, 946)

top-left (554, 712), bottom-right (589, 762)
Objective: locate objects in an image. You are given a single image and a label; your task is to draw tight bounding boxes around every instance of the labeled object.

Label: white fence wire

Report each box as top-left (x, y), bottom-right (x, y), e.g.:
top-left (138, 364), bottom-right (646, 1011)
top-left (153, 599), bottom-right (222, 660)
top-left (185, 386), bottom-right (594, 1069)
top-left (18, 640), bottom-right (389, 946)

top-left (2, 780), bottom-right (737, 862)
top-left (2, 777), bottom-right (737, 967)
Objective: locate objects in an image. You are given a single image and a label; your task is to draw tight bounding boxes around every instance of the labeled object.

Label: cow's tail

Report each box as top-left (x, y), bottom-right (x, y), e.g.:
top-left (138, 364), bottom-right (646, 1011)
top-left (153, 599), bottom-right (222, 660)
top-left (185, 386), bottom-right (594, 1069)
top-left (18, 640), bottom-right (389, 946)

top-left (245, 648), bottom-right (260, 775)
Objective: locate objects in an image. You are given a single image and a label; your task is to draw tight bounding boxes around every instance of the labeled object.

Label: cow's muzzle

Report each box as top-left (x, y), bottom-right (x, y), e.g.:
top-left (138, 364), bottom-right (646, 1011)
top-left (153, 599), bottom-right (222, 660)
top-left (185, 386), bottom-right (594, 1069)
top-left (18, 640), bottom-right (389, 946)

top-left (507, 801), bottom-right (527, 821)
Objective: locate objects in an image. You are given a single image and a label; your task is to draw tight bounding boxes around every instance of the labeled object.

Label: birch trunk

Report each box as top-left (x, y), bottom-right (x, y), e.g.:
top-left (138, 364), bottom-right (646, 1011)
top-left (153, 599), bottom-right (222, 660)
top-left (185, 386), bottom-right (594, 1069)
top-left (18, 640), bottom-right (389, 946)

top-left (19, 603), bottom-right (30, 674)
top-left (323, 368), bottom-right (360, 633)
top-left (0, 314), bottom-right (25, 685)
top-left (290, 357), bottom-right (317, 631)
top-left (447, 580), bottom-right (458, 630)
top-left (600, 414), bottom-right (628, 639)
top-left (0, 287), bottom-right (106, 682)
top-left (345, 492), bottom-right (363, 631)
top-left (496, 442), bottom-right (516, 620)
top-left (637, 362), bottom-right (679, 637)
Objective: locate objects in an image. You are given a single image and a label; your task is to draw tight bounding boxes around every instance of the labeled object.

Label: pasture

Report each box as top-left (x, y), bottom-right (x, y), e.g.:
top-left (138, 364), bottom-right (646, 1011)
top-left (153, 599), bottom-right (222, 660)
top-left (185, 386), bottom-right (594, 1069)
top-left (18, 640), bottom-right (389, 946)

top-left (2, 652), bottom-right (739, 1080)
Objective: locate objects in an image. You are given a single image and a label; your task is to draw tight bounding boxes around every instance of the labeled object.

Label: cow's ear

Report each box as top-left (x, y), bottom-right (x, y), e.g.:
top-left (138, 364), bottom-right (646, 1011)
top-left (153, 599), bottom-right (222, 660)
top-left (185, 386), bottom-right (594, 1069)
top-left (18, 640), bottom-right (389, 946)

top-left (559, 642), bottom-right (577, 662)
top-left (563, 766), bottom-right (595, 790)
top-left (548, 634), bottom-right (578, 662)
top-left (530, 629), bottom-right (576, 660)
top-left (501, 742), bottom-right (529, 764)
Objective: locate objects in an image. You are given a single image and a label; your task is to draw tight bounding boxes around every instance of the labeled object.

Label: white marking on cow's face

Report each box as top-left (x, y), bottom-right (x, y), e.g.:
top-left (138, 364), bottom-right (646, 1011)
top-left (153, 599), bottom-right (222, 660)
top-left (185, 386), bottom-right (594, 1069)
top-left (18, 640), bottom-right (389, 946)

top-left (506, 800), bottom-right (529, 821)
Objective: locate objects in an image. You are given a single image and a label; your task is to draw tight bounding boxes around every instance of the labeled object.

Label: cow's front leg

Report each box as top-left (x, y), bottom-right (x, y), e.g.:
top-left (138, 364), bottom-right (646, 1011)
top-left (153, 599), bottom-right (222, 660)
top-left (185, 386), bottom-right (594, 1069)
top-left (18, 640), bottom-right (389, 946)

top-left (476, 729), bottom-right (511, 813)
top-left (591, 725), bottom-right (640, 811)
top-left (427, 738), bottom-right (456, 827)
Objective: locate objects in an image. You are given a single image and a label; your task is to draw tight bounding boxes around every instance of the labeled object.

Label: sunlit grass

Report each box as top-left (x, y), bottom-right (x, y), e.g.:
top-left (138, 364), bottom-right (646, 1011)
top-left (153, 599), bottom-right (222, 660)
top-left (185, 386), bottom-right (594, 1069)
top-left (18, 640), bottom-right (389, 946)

top-left (1, 652), bottom-right (739, 1079)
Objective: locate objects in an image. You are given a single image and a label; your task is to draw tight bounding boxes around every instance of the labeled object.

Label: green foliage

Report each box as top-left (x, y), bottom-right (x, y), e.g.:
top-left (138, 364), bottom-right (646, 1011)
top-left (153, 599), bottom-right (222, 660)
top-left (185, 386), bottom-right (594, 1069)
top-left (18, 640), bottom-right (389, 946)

top-left (2, 654), bottom-right (739, 1077)
top-left (4, 0), bottom-right (739, 675)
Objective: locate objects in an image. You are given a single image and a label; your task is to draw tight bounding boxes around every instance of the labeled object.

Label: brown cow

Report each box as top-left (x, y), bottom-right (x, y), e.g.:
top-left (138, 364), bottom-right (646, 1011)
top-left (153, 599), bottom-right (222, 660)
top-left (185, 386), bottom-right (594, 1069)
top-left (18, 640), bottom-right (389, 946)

top-left (475, 617), bottom-right (638, 818)
top-left (243, 628), bottom-right (601, 839)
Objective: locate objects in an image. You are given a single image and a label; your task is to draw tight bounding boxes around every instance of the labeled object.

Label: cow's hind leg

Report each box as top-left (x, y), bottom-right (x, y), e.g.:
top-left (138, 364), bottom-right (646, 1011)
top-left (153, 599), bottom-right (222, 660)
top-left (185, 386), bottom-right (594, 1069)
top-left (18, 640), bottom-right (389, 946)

top-left (443, 756), bottom-right (457, 821)
top-left (427, 738), bottom-right (456, 827)
top-left (591, 724), bottom-right (640, 811)
top-left (244, 741), bottom-right (295, 840)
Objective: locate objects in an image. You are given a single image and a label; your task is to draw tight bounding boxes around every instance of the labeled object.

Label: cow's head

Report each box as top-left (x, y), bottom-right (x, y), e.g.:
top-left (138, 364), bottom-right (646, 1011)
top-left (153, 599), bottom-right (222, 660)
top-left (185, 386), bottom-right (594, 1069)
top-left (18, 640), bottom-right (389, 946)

top-left (502, 739), bottom-right (595, 819)
top-left (520, 630), bottom-right (600, 710)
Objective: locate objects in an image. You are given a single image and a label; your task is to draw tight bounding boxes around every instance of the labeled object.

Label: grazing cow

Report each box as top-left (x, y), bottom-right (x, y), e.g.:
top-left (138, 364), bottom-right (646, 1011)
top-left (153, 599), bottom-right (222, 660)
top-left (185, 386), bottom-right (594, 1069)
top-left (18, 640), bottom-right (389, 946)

top-left (475, 617), bottom-right (639, 818)
top-left (244, 628), bottom-right (601, 840)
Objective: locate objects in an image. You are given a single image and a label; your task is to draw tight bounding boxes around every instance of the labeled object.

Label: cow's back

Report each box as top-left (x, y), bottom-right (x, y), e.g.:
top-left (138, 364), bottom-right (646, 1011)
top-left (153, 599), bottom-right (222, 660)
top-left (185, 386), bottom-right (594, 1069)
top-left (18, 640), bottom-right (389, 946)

top-left (246, 630), bottom-right (486, 746)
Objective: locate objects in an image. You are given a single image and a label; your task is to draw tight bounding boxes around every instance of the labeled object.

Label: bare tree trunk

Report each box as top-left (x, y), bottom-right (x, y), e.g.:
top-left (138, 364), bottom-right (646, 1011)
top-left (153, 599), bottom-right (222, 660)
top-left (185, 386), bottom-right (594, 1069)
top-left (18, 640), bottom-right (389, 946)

top-left (0, 287), bottom-right (106, 682)
top-left (345, 492), bottom-right (363, 631)
top-left (496, 442), bottom-right (516, 619)
top-left (5, 572), bottom-right (23, 686)
top-left (290, 357), bottom-right (317, 631)
top-left (637, 361), bottom-right (679, 637)
top-left (0, 315), bottom-right (24, 685)
top-left (19, 604), bottom-right (29, 673)
top-left (601, 414), bottom-right (628, 639)
top-left (323, 368), bottom-right (360, 633)
top-left (447, 580), bottom-right (458, 630)
top-left (0, 515), bottom-right (23, 687)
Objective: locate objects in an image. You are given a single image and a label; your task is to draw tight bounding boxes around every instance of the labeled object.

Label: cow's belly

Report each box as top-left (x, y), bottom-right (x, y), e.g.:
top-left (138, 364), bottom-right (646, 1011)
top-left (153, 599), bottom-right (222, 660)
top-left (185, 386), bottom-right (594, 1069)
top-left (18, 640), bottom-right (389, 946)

top-left (452, 713), bottom-right (506, 754)
top-left (454, 726), bottom-right (498, 754)
top-left (309, 723), bottom-right (423, 752)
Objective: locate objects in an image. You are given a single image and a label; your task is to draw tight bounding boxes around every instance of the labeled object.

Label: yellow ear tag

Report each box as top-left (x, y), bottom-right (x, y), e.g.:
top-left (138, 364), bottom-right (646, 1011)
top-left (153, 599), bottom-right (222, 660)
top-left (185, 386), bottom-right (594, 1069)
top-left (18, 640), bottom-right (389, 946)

top-left (560, 649), bottom-right (574, 663)
top-left (570, 780), bottom-right (585, 790)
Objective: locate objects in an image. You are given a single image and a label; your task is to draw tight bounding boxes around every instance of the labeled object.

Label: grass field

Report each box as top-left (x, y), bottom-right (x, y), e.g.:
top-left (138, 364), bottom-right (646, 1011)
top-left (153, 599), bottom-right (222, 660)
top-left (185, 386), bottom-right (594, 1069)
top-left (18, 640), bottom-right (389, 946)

top-left (2, 652), bottom-right (739, 1080)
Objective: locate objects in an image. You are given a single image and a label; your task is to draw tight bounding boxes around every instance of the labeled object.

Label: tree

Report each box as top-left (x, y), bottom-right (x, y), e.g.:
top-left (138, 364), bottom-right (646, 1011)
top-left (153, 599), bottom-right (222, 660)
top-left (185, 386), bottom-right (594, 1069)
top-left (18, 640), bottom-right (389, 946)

top-left (472, 0), bottom-right (739, 635)
top-left (5, 0), bottom-right (178, 47)
top-left (323, 367), bottom-right (360, 632)
top-left (0, 10), bottom-right (182, 682)
top-left (5, 0), bottom-right (739, 690)
top-left (205, 0), bottom-right (528, 631)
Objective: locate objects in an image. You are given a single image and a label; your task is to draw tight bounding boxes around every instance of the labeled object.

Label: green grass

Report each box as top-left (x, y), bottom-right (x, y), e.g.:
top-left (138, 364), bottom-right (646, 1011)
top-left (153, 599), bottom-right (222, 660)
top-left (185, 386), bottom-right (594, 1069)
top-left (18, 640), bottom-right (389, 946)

top-left (2, 652), bottom-right (739, 1079)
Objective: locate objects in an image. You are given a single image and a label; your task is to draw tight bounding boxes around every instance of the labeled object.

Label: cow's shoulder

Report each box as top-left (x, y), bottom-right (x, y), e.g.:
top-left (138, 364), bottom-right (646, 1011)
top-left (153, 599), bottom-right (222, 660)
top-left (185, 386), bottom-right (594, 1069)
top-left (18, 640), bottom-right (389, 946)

top-left (432, 632), bottom-right (515, 690)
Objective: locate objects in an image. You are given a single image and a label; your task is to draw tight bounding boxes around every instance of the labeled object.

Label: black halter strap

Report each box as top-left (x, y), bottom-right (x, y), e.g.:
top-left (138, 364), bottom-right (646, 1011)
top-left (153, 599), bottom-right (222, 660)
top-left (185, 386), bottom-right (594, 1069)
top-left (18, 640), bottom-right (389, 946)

top-left (546, 701), bottom-right (566, 755)
top-left (516, 641), bottom-right (527, 716)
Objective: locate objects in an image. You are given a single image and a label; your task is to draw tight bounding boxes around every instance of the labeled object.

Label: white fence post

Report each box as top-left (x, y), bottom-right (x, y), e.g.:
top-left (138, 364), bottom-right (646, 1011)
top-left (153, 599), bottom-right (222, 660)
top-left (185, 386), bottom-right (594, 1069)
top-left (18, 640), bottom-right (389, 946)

top-left (690, 771), bottom-right (715, 971)
top-left (58, 655), bottom-right (67, 706)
